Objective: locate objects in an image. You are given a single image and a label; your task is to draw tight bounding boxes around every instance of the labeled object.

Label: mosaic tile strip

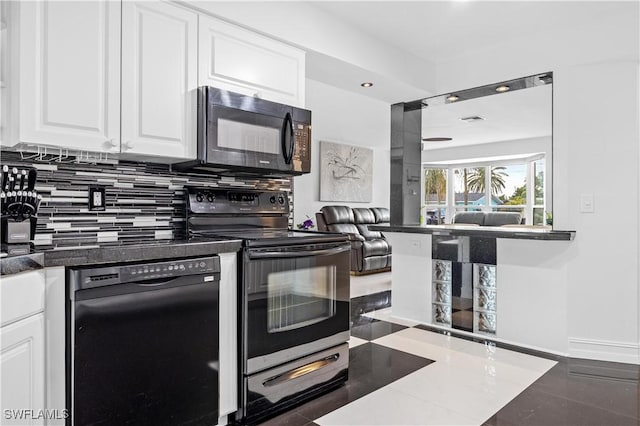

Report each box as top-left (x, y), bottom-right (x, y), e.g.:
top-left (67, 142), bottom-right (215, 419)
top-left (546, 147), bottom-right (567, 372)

top-left (1, 151), bottom-right (293, 249)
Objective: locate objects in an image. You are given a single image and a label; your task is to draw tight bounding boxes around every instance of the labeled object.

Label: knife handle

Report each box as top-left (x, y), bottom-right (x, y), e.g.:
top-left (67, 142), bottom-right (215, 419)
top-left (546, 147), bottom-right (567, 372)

top-left (1, 165), bottom-right (8, 192)
top-left (19, 170), bottom-right (27, 190)
top-left (27, 169), bottom-right (37, 191)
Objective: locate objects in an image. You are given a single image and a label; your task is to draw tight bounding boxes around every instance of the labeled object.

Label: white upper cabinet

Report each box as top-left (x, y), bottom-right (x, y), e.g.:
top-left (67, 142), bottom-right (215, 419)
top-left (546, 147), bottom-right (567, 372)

top-left (121, 2), bottom-right (197, 159)
top-left (198, 15), bottom-right (306, 108)
top-left (15, 0), bottom-right (121, 152)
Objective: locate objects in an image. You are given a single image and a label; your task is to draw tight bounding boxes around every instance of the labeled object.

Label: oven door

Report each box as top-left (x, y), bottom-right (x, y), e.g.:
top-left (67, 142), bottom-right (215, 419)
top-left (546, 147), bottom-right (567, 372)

top-left (243, 242), bottom-right (351, 374)
top-left (201, 88), bottom-right (295, 173)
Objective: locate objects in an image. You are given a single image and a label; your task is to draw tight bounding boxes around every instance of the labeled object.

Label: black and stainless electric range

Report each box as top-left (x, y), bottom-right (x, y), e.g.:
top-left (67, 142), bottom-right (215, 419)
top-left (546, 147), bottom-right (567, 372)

top-left (186, 187), bottom-right (351, 424)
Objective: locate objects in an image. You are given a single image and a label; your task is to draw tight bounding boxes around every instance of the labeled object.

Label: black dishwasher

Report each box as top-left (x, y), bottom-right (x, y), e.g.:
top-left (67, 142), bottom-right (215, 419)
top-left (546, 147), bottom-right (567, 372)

top-left (66, 256), bottom-right (221, 426)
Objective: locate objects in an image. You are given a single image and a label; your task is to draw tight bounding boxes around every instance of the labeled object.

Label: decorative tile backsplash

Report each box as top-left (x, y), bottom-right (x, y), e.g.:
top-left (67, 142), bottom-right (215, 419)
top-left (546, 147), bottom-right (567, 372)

top-left (1, 151), bottom-right (292, 250)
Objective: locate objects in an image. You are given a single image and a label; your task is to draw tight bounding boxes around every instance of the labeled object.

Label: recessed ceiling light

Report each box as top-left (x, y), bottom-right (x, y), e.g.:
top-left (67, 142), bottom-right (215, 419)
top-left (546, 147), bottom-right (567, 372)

top-left (422, 137), bottom-right (453, 142)
top-left (446, 95), bottom-right (459, 102)
top-left (360, 82), bottom-right (373, 88)
top-left (495, 85), bottom-right (510, 93)
top-left (538, 74), bottom-right (553, 84)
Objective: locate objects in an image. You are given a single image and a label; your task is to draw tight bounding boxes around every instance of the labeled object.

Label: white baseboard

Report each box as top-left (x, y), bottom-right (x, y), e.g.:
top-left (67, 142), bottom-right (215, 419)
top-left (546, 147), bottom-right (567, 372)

top-left (569, 337), bottom-right (640, 364)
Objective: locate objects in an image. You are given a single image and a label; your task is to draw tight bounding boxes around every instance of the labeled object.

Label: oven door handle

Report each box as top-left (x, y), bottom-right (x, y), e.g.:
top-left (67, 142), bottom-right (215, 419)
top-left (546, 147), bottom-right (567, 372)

top-left (247, 245), bottom-right (350, 259)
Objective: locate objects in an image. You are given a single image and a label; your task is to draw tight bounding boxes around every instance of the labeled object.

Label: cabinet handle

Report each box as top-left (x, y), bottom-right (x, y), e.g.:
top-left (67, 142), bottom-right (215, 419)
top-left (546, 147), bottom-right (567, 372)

top-left (122, 141), bottom-right (133, 152)
top-left (102, 139), bottom-right (117, 150)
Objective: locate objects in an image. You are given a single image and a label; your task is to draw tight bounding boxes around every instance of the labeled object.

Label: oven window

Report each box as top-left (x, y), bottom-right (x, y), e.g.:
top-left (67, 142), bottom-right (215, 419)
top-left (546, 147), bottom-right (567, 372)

top-left (218, 118), bottom-right (280, 154)
top-left (267, 265), bottom-right (337, 333)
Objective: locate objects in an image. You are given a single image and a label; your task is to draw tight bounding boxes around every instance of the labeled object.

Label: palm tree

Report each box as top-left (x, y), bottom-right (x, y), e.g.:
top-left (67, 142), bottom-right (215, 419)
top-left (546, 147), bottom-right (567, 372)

top-left (466, 166), bottom-right (508, 197)
top-left (424, 169), bottom-right (447, 223)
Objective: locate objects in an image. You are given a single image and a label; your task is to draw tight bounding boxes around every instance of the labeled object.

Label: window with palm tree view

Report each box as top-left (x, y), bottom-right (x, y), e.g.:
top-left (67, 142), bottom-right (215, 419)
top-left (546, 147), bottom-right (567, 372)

top-left (423, 158), bottom-right (547, 226)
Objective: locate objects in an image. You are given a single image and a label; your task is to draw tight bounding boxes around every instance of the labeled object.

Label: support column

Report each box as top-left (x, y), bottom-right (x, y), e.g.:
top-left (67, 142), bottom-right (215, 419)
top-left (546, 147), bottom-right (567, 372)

top-left (390, 101), bottom-right (422, 225)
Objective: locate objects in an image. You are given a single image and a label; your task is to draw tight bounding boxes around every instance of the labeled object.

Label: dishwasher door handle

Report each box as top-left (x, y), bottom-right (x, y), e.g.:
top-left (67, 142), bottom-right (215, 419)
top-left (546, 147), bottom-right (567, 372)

top-left (136, 277), bottom-right (183, 287)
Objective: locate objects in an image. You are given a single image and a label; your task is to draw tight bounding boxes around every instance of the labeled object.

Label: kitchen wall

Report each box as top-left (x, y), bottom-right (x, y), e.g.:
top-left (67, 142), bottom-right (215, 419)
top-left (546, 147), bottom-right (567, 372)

top-left (1, 151), bottom-right (292, 249)
top-left (292, 78), bottom-right (390, 228)
top-left (435, 7), bottom-right (640, 362)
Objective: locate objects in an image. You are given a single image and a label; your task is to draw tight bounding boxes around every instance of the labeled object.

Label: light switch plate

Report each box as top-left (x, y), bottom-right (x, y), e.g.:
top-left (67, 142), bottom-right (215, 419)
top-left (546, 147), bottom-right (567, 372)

top-left (89, 186), bottom-right (106, 211)
top-left (580, 194), bottom-right (594, 213)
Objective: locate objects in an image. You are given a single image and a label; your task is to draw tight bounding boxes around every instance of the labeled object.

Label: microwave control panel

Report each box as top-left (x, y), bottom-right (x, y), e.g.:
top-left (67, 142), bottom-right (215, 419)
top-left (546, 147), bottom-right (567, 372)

top-left (292, 123), bottom-right (311, 174)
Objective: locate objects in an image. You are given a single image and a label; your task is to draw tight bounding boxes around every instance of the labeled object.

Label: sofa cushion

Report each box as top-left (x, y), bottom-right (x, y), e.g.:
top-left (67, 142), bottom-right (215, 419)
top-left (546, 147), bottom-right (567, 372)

top-left (362, 239), bottom-right (389, 257)
top-left (353, 208), bottom-right (384, 240)
top-left (452, 211), bottom-right (485, 225)
top-left (370, 207), bottom-right (390, 224)
top-left (484, 212), bottom-right (522, 226)
top-left (320, 206), bottom-right (354, 225)
top-left (353, 208), bottom-right (376, 224)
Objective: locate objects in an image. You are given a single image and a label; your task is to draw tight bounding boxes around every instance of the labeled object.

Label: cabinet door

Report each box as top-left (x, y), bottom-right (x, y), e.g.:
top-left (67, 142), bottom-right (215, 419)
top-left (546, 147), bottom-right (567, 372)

top-left (1, 314), bottom-right (46, 426)
top-left (121, 2), bottom-right (197, 159)
top-left (198, 15), bottom-right (306, 108)
top-left (15, 0), bottom-right (120, 152)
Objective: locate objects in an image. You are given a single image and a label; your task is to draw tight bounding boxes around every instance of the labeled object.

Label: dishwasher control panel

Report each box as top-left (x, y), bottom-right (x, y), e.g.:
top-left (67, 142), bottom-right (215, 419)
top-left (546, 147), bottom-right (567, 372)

top-left (120, 257), bottom-right (219, 282)
top-left (69, 256), bottom-right (221, 290)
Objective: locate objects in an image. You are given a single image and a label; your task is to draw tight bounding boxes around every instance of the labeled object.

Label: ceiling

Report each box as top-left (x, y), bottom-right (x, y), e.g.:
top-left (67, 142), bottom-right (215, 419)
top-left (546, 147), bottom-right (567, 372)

top-left (421, 83), bottom-right (552, 149)
top-left (191, 1), bottom-right (635, 104)
top-left (310, 1), bottom-right (631, 64)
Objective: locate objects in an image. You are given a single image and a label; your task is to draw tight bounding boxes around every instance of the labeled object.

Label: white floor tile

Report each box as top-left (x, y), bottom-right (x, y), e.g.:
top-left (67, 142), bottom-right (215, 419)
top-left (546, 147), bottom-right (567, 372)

top-left (372, 327), bottom-right (470, 361)
top-left (348, 336), bottom-right (368, 349)
top-left (315, 385), bottom-right (478, 426)
top-left (350, 272), bottom-right (392, 298)
top-left (363, 307), bottom-right (420, 327)
top-left (388, 366), bottom-right (516, 424)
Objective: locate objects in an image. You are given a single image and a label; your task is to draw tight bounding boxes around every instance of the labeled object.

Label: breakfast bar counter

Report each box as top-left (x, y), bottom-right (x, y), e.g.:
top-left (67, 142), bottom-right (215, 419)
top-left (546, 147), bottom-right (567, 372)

top-left (371, 224), bottom-right (576, 356)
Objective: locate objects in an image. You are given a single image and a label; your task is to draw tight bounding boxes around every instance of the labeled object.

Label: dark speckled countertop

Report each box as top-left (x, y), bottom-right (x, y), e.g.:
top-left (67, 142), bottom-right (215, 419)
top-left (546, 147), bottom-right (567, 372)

top-left (1, 238), bottom-right (243, 275)
top-left (370, 224), bottom-right (576, 241)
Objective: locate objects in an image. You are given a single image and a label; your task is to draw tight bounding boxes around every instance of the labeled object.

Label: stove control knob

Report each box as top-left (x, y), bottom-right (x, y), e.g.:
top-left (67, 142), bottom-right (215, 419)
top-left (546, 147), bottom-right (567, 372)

top-left (207, 194), bottom-right (215, 203)
top-left (269, 195), bottom-right (276, 204)
top-left (195, 193), bottom-right (204, 202)
top-left (278, 195), bottom-right (285, 205)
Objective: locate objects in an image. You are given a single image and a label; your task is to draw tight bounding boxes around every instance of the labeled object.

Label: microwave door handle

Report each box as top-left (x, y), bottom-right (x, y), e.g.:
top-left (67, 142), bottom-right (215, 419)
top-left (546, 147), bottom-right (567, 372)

top-left (281, 112), bottom-right (293, 164)
top-left (287, 114), bottom-right (295, 163)
top-left (247, 245), bottom-right (350, 259)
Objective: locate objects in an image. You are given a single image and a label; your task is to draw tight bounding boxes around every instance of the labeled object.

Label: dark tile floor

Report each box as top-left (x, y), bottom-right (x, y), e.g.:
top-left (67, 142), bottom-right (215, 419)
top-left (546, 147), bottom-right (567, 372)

top-left (258, 291), bottom-right (640, 426)
top-left (484, 358), bottom-right (640, 426)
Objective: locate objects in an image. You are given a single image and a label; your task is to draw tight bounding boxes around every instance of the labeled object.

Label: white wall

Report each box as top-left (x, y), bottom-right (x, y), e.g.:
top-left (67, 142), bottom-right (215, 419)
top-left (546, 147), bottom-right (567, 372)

top-left (436, 6), bottom-right (640, 363)
top-left (292, 79), bottom-right (390, 228)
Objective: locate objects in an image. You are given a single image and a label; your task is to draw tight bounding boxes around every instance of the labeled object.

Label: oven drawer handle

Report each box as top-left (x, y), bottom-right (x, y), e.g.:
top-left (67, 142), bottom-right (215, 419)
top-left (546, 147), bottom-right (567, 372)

top-left (262, 354), bottom-right (340, 387)
top-left (247, 245), bottom-right (349, 259)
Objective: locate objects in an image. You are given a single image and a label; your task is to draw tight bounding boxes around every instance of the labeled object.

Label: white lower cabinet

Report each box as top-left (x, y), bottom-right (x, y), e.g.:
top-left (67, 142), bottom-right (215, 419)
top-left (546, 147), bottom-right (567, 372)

top-left (121, 1), bottom-right (197, 159)
top-left (1, 313), bottom-right (45, 426)
top-left (0, 269), bottom-right (50, 426)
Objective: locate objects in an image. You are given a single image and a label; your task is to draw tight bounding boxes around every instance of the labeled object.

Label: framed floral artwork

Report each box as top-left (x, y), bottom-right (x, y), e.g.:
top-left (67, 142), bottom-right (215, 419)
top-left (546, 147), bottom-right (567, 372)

top-left (319, 141), bottom-right (373, 202)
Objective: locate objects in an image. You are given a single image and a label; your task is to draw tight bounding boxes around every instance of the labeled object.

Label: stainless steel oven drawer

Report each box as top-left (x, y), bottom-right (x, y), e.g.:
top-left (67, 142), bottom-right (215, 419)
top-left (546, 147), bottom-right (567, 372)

top-left (246, 343), bottom-right (348, 409)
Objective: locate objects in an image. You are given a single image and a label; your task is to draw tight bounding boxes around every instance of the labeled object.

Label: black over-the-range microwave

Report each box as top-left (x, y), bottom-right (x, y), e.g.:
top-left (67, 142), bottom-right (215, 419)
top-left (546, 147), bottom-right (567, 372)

top-left (175, 87), bottom-right (311, 175)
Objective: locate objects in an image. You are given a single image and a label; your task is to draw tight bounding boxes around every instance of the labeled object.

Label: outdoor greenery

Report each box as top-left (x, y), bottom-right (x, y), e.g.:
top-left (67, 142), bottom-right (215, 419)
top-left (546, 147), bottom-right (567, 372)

top-left (424, 163), bottom-right (547, 225)
top-left (466, 166), bottom-right (508, 196)
top-left (424, 169), bottom-right (447, 205)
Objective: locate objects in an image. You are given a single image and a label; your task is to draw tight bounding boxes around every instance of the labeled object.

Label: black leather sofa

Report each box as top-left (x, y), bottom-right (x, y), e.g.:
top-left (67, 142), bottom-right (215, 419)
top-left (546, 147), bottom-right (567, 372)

top-left (316, 206), bottom-right (391, 275)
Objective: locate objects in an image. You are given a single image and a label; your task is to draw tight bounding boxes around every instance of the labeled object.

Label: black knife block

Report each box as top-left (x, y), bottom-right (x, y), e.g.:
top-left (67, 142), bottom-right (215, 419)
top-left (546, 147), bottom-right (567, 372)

top-left (1, 216), bottom-right (37, 244)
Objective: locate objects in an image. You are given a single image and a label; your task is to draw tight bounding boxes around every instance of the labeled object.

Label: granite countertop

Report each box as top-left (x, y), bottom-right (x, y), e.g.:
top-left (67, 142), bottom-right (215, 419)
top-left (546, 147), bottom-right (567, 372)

top-left (370, 224), bottom-right (576, 241)
top-left (0, 252), bottom-right (45, 276)
top-left (1, 238), bottom-right (243, 275)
